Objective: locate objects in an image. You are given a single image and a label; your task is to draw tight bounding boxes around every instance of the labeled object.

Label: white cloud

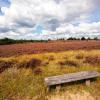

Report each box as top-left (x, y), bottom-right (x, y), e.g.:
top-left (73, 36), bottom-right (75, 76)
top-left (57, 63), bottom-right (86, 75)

top-left (0, 0), bottom-right (100, 39)
top-left (56, 22), bottom-right (100, 34)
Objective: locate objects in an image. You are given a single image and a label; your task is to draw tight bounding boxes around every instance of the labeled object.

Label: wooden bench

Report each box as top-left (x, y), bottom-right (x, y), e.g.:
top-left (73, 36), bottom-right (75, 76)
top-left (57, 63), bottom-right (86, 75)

top-left (44, 71), bottom-right (100, 91)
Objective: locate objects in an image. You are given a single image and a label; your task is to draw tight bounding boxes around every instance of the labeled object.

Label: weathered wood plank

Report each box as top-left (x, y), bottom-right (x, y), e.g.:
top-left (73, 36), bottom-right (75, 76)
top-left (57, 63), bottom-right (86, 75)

top-left (44, 71), bottom-right (100, 86)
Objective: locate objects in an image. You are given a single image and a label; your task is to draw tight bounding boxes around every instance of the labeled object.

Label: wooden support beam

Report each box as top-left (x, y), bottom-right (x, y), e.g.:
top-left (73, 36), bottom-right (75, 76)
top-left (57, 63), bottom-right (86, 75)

top-left (56, 85), bottom-right (61, 93)
top-left (86, 80), bottom-right (90, 86)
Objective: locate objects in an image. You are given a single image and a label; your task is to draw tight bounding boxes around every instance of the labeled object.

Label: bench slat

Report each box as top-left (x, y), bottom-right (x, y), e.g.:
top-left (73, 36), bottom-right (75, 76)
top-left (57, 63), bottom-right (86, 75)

top-left (45, 71), bottom-right (100, 86)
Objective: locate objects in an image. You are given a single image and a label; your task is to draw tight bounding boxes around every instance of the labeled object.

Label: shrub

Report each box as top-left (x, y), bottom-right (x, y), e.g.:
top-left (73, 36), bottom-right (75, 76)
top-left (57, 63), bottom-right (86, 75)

top-left (0, 60), bottom-right (16, 73)
top-left (17, 58), bottom-right (42, 69)
top-left (58, 61), bottom-right (66, 66)
top-left (48, 55), bottom-right (55, 61)
top-left (42, 61), bottom-right (49, 66)
top-left (58, 60), bottom-right (79, 67)
top-left (81, 37), bottom-right (86, 40)
top-left (33, 68), bottom-right (43, 75)
top-left (76, 54), bottom-right (84, 59)
top-left (83, 56), bottom-right (100, 65)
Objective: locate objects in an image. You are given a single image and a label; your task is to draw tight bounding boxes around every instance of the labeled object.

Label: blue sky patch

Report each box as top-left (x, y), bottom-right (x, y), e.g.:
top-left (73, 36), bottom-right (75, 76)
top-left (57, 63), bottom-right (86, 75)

top-left (90, 8), bottom-right (100, 22)
top-left (0, 0), bottom-right (10, 15)
top-left (35, 25), bottom-right (43, 34)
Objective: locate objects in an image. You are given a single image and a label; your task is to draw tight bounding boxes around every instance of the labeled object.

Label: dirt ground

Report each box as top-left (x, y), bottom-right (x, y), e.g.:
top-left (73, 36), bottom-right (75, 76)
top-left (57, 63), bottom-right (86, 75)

top-left (49, 91), bottom-right (95, 100)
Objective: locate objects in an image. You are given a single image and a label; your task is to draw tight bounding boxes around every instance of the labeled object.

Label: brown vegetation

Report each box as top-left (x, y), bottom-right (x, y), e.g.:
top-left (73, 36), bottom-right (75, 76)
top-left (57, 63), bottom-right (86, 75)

top-left (48, 55), bottom-right (55, 61)
top-left (0, 60), bottom-right (16, 73)
top-left (0, 40), bottom-right (100, 57)
top-left (58, 60), bottom-right (79, 67)
top-left (17, 58), bottom-right (42, 69)
top-left (83, 56), bottom-right (100, 65)
top-left (33, 68), bottom-right (43, 75)
top-left (0, 58), bottom-right (42, 73)
top-left (76, 54), bottom-right (84, 59)
top-left (43, 61), bottom-right (49, 66)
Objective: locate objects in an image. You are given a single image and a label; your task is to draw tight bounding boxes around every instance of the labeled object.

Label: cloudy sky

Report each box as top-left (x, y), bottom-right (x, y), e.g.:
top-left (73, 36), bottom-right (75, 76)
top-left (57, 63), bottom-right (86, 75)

top-left (0, 0), bottom-right (100, 40)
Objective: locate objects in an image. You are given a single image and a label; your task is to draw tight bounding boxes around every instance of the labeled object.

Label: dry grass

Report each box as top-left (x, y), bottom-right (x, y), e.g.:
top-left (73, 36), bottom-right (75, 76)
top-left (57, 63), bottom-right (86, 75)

top-left (0, 50), bottom-right (100, 100)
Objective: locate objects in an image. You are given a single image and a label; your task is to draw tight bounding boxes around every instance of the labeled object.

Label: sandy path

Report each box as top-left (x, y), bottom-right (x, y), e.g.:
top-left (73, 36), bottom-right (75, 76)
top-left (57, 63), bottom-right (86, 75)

top-left (49, 91), bottom-right (95, 100)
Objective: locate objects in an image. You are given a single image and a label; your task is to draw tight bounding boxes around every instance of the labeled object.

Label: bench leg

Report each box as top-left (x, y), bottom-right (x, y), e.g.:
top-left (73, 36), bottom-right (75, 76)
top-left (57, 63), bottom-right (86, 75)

top-left (46, 87), bottom-right (49, 93)
top-left (56, 85), bottom-right (61, 93)
top-left (86, 80), bottom-right (90, 86)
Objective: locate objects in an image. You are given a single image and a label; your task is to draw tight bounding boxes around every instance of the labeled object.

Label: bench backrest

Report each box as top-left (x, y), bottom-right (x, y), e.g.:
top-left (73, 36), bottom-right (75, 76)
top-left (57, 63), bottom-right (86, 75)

top-left (45, 71), bottom-right (100, 86)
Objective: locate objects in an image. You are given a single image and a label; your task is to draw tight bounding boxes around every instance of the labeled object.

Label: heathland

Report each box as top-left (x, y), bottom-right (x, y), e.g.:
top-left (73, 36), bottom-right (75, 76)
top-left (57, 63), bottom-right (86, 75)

top-left (0, 49), bottom-right (100, 100)
top-left (0, 40), bottom-right (100, 57)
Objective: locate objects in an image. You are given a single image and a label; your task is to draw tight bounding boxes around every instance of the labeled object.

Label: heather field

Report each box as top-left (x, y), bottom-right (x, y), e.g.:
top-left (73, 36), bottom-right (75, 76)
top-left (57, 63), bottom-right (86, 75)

top-left (1, 0), bottom-right (100, 99)
top-left (0, 40), bottom-right (100, 57)
top-left (0, 50), bottom-right (100, 100)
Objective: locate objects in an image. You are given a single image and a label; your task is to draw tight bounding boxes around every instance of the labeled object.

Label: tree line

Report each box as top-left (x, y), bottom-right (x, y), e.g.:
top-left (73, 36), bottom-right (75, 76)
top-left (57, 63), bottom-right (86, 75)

top-left (0, 37), bottom-right (99, 45)
top-left (60, 37), bottom-right (98, 40)
top-left (0, 38), bottom-right (48, 45)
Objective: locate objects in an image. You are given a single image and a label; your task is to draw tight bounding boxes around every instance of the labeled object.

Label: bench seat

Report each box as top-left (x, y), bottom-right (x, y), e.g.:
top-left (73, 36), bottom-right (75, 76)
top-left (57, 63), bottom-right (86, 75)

top-left (44, 71), bottom-right (100, 86)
